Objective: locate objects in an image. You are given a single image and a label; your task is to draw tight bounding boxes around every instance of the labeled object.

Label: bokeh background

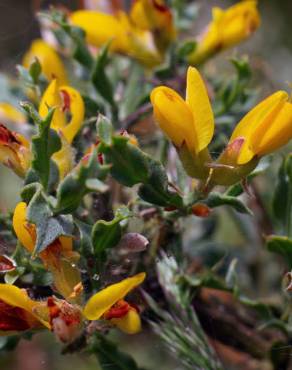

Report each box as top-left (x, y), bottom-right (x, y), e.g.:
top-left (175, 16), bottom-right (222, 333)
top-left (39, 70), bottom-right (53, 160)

top-left (0, 1), bottom-right (291, 369)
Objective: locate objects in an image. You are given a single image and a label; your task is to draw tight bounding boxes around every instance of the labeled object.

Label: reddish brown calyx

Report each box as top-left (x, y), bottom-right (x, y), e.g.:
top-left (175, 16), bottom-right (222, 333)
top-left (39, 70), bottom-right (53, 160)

top-left (0, 300), bottom-right (31, 332)
top-left (0, 255), bottom-right (16, 273)
top-left (152, 0), bottom-right (168, 13)
top-left (192, 203), bottom-right (211, 218)
top-left (104, 300), bottom-right (132, 320)
top-left (0, 124), bottom-right (21, 145)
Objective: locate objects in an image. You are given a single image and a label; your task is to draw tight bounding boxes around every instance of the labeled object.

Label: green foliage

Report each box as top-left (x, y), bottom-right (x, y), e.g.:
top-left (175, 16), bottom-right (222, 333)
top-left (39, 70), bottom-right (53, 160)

top-left (55, 149), bottom-right (109, 214)
top-left (273, 154), bottom-right (292, 235)
top-left (204, 192), bottom-right (252, 215)
top-left (90, 333), bottom-right (145, 370)
top-left (27, 188), bottom-right (73, 256)
top-left (92, 206), bottom-right (131, 254)
top-left (266, 235), bottom-right (292, 269)
top-left (21, 102), bottom-right (61, 190)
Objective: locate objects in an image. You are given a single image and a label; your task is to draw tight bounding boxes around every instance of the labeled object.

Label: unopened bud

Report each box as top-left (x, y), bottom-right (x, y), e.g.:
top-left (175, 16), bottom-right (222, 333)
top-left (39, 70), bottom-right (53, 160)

top-left (192, 203), bottom-right (211, 218)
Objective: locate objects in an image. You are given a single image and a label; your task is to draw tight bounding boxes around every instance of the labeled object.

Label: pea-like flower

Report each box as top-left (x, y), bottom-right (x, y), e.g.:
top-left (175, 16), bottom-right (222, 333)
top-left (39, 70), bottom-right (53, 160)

top-left (0, 124), bottom-right (31, 177)
top-left (13, 202), bottom-right (81, 301)
top-left (0, 272), bottom-right (145, 341)
top-left (151, 66), bottom-right (292, 186)
top-left (39, 79), bottom-right (85, 179)
top-left (150, 66), bottom-right (214, 180)
top-left (70, 0), bottom-right (175, 67)
top-left (23, 39), bottom-right (68, 85)
top-left (213, 90), bottom-right (292, 185)
top-left (188, 1), bottom-right (260, 65)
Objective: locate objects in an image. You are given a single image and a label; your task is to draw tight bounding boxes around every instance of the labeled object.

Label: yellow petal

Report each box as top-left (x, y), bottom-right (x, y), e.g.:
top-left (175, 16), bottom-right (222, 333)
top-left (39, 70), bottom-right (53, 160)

top-left (13, 202), bottom-right (35, 253)
top-left (52, 135), bottom-right (75, 180)
top-left (256, 102), bottom-right (292, 156)
top-left (230, 91), bottom-right (288, 164)
top-left (186, 67), bottom-right (214, 152)
top-left (0, 284), bottom-right (50, 329)
top-left (23, 39), bottom-right (68, 85)
top-left (83, 272), bottom-right (146, 320)
top-left (58, 86), bottom-right (85, 144)
top-left (70, 10), bottom-right (129, 52)
top-left (39, 79), bottom-right (67, 131)
top-left (150, 86), bottom-right (196, 150)
top-left (110, 308), bottom-right (141, 334)
top-left (0, 103), bottom-right (26, 124)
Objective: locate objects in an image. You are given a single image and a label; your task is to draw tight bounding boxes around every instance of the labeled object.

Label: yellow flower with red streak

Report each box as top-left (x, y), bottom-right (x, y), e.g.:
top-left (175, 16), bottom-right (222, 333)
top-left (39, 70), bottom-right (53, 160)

top-left (0, 273), bottom-right (145, 341)
top-left (39, 79), bottom-right (85, 179)
top-left (188, 1), bottom-right (260, 65)
top-left (23, 39), bottom-right (68, 85)
top-left (0, 81), bottom-right (84, 180)
top-left (0, 124), bottom-right (31, 177)
top-left (70, 0), bottom-right (175, 67)
top-left (151, 66), bottom-right (292, 185)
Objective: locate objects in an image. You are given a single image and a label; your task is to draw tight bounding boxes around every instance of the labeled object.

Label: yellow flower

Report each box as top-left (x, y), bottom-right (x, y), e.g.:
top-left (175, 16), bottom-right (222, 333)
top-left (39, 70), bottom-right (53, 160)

top-left (0, 124), bottom-right (31, 177)
top-left (150, 66), bottom-right (214, 179)
top-left (0, 284), bottom-right (50, 335)
top-left (39, 79), bottom-right (85, 179)
top-left (23, 39), bottom-right (68, 85)
top-left (229, 91), bottom-right (292, 164)
top-left (151, 66), bottom-right (292, 186)
top-left (83, 272), bottom-right (146, 334)
top-left (130, 0), bottom-right (176, 52)
top-left (0, 103), bottom-right (26, 125)
top-left (188, 1), bottom-right (260, 65)
top-left (70, 9), bottom-right (163, 67)
top-left (0, 272), bottom-right (145, 338)
top-left (13, 202), bottom-right (81, 301)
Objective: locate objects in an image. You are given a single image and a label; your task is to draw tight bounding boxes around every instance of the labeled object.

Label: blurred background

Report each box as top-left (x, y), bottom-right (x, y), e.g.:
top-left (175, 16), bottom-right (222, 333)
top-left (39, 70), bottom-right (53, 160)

top-left (0, 1), bottom-right (291, 369)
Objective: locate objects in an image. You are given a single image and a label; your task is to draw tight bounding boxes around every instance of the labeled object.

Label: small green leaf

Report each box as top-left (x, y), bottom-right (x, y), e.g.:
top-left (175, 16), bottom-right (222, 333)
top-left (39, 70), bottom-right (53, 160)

top-left (273, 154), bottom-right (292, 232)
top-left (75, 220), bottom-right (93, 256)
top-left (55, 150), bottom-right (109, 214)
top-left (177, 40), bottom-right (197, 59)
top-left (27, 189), bottom-right (73, 256)
top-left (205, 192), bottom-right (252, 215)
top-left (47, 9), bottom-right (93, 69)
top-left (91, 334), bottom-right (144, 370)
top-left (97, 114), bottom-right (113, 145)
top-left (91, 43), bottom-right (115, 106)
top-left (21, 102), bottom-right (61, 190)
top-left (266, 235), bottom-right (292, 269)
top-left (100, 136), bottom-right (149, 186)
top-left (91, 207), bottom-right (131, 254)
top-left (29, 58), bottom-right (42, 84)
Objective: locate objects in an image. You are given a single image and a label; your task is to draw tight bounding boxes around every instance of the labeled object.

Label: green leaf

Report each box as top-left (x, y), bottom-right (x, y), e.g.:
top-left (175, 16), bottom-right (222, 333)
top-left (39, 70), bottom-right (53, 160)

top-left (177, 40), bottom-right (197, 59)
top-left (21, 182), bottom-right (42, 204)
top-left (273, 154), bottom-right (292, 232)
top-left (47, 10), bottom-right (93, 69)
top-left (91, 206), bottom-right (131, 254)
top-left (29, 58), bottom-right (42, 84)
top-left (55, 150), bottom-right (109, 214)
top-left (100, 134), bottom-right (183, 208)
top-left (27, 189), bottom-right (73, 256)
top-left (266, 235), bottom-right (292, 269)
top-left (100, 136), bottom-right (149, 186)
top-left (226, 157), bottom-right (272, 197)
top-left (91, 334), bottom-right (144, 370)
top-left (21, 102), bottom-right (61, 190)
top-left (75, 220), bottom-right (93, 256)
top-left (91, 44), bottom-right (115, 106)
top-left (138, 159), bottom-right (183, 208)
top-left (97, 114), bottom-right (113, 145)
top-left (205, 192), bottom-right (252, 215)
